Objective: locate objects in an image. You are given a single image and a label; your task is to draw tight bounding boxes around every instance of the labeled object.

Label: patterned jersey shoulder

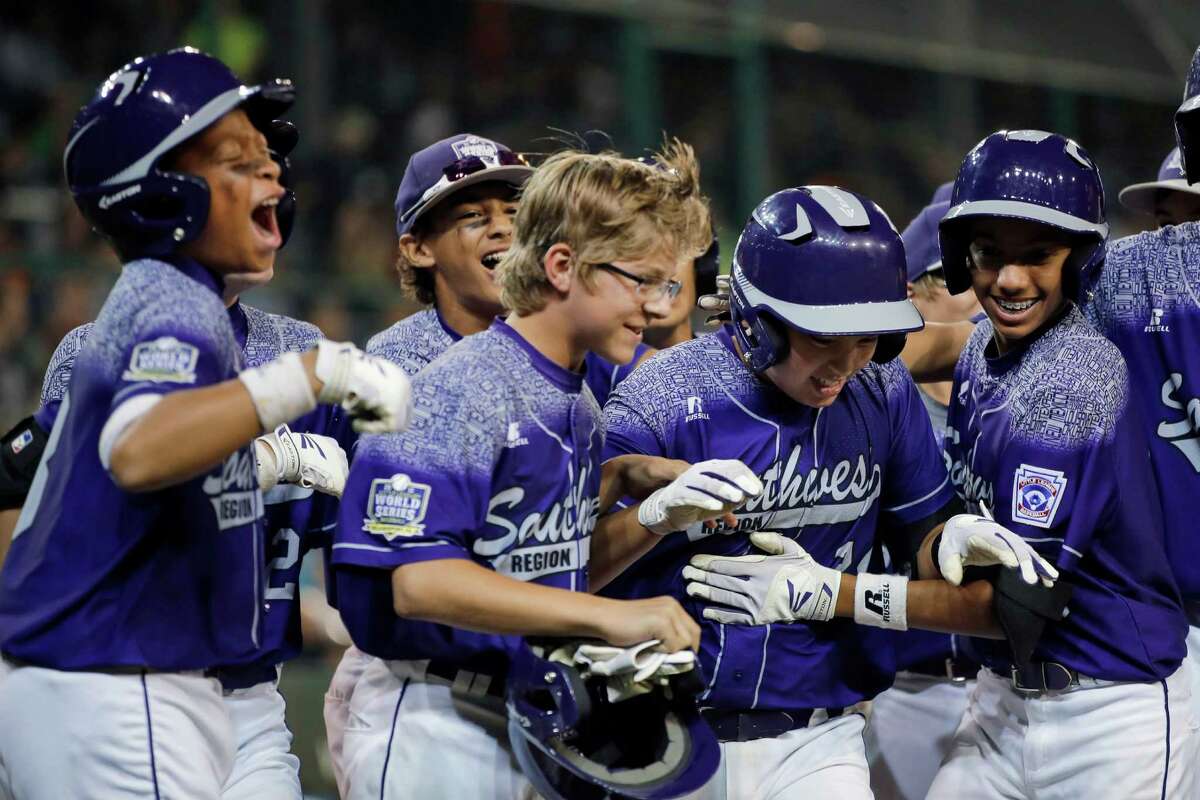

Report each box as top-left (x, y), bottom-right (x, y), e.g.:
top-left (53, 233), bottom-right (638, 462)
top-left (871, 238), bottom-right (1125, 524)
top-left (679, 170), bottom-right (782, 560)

top-left (968, 309), bottom-right (1128, 450)
top-left (1090, 222), bottom-right (1200, 330)
top-left (40, 323), bottom-right (95, 406)
top-left (89, 259), bottom-right (237, 381)
top-left (365, 309), bottom-right (456, 377)
top-left (356, 328), bottom-right (534, 476)
top-left (846, 355), bottom-right (916, 404)
top-left (605, 333), bottom-right (755, 442)
top-left (241, 304), bottom-right (323, 368)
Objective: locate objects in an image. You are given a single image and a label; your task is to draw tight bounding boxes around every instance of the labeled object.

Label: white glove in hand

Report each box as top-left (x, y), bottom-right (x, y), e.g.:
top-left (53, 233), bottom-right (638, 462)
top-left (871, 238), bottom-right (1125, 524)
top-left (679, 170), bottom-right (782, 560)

top-left (938, 513), bottom-right (1059, 588)
top-left (256, 424), bottom-right (349, 497)
top-left (696, 274), bottom-right (731, 323)
top-left (572, 640), bottom-right (696, 702)
top-left (683, 532), bottom-right (841, 625)
top-left (636, 459), bottom-right (762, 535)
top-left (314, 339), bottom-right (412, 433)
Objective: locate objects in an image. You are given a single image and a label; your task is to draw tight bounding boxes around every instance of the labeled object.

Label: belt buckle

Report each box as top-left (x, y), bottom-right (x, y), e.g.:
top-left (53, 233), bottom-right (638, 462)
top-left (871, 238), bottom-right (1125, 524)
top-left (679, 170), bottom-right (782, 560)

top-left (1009, 665), bottom-right (1042, 695)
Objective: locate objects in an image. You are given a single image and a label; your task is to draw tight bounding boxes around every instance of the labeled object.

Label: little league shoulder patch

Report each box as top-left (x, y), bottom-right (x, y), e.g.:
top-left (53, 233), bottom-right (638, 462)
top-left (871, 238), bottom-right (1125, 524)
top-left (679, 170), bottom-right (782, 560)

top-left (1011, 464), bottom-right (1068, 529)
top-left (122, 336), bottom-right (199, 384)
top-left (363, 473), bottom-right (431, 540)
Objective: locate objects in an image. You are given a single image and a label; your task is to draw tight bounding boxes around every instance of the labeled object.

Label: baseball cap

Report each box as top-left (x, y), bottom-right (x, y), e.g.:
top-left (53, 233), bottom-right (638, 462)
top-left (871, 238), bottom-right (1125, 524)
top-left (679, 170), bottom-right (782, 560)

top-left (901, 199), bottom-right (951, 283)
top-left (1117, 147), bottom-right (1200, 215)
top-left (394, 133), bottom-right (533, 236)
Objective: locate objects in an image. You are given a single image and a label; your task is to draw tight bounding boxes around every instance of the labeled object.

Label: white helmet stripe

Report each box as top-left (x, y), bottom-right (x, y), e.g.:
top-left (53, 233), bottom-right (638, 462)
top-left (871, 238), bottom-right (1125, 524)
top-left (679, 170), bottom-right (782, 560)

top-left (808, 186), bottom-right (869, 229)
top-left (101, 85), bottom-right (252, 186)
top-left (944, 199), bottom-right (1109, 239)
top-left (738, 272), bottom-right (924, 336)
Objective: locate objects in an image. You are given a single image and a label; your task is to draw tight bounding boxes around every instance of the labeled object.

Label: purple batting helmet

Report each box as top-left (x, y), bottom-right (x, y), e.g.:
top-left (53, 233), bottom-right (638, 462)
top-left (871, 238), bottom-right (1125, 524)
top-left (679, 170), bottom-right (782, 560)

top-left (1176, 45), bottom-right (1200, 184)
top-left (939, 130), bottom-right (1108, 301)
top-left (64, 47), bottom-right (296, 259)
top-left (728, 185), bottom-right (923, 372)
top-left (506, 640), bottom-right (719, 800)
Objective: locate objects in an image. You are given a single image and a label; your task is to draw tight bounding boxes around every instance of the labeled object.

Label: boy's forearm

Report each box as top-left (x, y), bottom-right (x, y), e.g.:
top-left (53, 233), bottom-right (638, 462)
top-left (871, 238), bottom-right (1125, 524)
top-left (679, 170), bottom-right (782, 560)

top-left (108, 379), bottom-right (265, 492)
top-left (589, 504), bottom-right (662, 591)
top-left (391, 558), bottom-right (616, 639)
top-left (835, 573), bottom-right (1002, 638)
top-left (901, 321), bottom-right (972, 383)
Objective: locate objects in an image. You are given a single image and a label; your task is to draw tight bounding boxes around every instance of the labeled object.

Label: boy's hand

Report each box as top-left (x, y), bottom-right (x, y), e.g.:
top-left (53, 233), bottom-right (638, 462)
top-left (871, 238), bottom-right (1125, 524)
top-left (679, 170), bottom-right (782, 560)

top-left (311, 340), bottom-right (412, 433)
top-left (594, 596), bottom-right (700, 653)
top-left (637, 459), bottom-right (761, 535)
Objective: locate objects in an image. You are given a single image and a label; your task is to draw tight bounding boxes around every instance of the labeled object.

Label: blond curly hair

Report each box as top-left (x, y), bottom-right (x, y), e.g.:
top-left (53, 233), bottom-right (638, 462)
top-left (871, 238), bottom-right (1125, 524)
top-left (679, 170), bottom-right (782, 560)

top-left (497, 138), bottom-right (711, 315)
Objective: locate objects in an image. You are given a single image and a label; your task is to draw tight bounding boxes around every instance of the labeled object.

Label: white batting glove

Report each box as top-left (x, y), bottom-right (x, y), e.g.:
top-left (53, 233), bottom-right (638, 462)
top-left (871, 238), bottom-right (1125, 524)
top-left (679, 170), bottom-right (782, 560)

top-left (636, 459), bottom-right (762, 535)
top-left (314, 339), bottom-right (412, 433)
top-left (683, 532), bottom-right (841, 625)
top-left (696, 274), bottom-right (731, 323)
top-left (255, 424), bottom-right (349, 497)
top-left (938, 514), bottom-right (1059, 588)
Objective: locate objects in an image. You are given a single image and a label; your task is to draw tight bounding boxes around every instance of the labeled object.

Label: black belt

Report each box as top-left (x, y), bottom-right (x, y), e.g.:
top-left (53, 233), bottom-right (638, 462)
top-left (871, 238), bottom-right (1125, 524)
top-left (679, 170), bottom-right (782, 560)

top-left (700, 707), bottom-right (845, 743)
top-left (906, 655), bottom-right (980, 682)
top-left (206, 662), bottom-right (280, 692)
top-left (1004, 661), bottom-right (1112, 694)
top-left (425, 660), bottom-right (506, 699)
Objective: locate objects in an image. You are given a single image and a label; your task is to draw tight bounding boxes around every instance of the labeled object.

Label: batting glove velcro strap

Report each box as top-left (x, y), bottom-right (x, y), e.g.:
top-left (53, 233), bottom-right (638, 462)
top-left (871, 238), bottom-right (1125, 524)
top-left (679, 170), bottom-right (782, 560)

top-left (852, 573), bottom-right (909, 631)
top-left (938, 514), bottom-right (1059, 588)
top-left (637, 458), bottom-right (762, 535)
top-left (314, 339), bottom-right (413, 433)
top-left (683, 531), bottom-right (840, 625)
top-left (238, 351), bottom-right (318, 432)
top-left (254, 424), bottom-right (350, 497)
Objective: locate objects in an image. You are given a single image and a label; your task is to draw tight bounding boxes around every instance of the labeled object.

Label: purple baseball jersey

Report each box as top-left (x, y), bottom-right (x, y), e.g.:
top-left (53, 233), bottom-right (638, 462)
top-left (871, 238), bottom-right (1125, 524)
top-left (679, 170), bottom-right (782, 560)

top-left (367, 307), bottom-right (648, 408)
top-left (333, 319), bottom-right (601, 671)
top-left (945, 307), bottom-right (1186, 680)
top-left (602, 327), bottom-right (956, 711)
top-left (0, 258), bottom-right (266, 670)
top-left (1082, 223), bottom-right (1200, 602)
top-left (22, 299), bottom-right (348, 684)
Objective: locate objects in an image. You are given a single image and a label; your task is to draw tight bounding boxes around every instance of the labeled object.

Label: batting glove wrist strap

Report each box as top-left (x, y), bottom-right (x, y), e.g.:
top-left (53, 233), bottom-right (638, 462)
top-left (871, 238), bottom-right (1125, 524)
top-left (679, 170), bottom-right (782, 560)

top-left (853, 573), bottom-right (908, 631)
top-left (238, 351), bottom-right (317, 432)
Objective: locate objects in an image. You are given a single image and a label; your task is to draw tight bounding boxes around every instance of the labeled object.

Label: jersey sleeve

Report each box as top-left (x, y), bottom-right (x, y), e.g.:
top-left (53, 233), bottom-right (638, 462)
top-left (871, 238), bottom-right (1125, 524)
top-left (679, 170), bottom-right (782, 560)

top-left (601, 380), bottom-right (668, 460)
top-left (993, 385), bottom-right (1124, 574)
top-left (332, 360), bottom-right (500, 571)
top-left (879, 363), bottom-right (956, 526)
top-left (109, 305), bottom-right (236, 413)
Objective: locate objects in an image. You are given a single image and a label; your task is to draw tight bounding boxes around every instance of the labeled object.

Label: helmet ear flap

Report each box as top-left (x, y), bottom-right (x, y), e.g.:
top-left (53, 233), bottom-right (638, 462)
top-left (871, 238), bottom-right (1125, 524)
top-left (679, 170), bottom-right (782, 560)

top-left (871, 333), bottom-right (907, 364)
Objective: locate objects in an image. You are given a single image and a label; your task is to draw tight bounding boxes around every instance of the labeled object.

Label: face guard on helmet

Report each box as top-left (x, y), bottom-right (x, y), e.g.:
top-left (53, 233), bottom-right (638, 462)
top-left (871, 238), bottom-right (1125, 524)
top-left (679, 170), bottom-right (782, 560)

top-left (506, 639), bottom-right (720, 800)
top-left (64, 47), bottom-right (297, 259)
top-left (728, 185), bottom-right (923, 373)
top-left (1177, 45), bottom-right (1200, 185)
top-left (938, 130), bottom-right (1108, 302)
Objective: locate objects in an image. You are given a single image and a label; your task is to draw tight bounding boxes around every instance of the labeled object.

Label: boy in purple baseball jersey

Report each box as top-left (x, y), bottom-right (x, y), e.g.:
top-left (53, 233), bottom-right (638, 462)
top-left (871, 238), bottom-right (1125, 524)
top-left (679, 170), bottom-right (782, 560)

top-left (0, 49), bottom-right (410, 799)
top-left (924, 130), bottom-right (1194, 798)
top-left (331, 142), bottom-right (760, 800)
top-left (614, 185), bottom-right (1056, 799)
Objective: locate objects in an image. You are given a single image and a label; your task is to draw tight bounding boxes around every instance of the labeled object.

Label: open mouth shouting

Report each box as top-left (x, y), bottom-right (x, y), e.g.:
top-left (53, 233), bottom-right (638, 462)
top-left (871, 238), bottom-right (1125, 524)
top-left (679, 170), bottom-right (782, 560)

top-left (251, 196), bottom-right (282, 250)
top-left (480, 249), bottom-right (507, 270)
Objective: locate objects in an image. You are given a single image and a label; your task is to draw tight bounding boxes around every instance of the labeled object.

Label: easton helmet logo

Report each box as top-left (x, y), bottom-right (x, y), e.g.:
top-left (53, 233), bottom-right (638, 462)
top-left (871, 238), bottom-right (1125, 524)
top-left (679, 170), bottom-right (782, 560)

top-left (98, 184), bottom-right (142, 210)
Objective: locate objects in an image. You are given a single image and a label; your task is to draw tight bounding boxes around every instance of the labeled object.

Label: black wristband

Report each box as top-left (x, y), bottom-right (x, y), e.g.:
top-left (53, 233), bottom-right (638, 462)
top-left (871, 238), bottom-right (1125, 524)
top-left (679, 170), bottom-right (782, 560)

top-left (929, 532), bottom-right (944, 578)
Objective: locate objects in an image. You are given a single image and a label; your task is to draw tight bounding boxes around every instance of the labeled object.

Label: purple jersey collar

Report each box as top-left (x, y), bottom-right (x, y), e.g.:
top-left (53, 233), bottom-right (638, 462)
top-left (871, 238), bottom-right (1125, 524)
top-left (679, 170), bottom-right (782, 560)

top-left (490, 318), bottom-right (584, 393)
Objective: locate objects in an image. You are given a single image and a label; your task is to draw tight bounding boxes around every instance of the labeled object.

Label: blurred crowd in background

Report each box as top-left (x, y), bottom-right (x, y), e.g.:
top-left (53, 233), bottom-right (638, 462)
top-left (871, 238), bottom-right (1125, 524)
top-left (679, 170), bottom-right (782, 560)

top-left (1, 3), bottom-right (1189, 794)
top-left (0, 1), bottom-right (1180, 431)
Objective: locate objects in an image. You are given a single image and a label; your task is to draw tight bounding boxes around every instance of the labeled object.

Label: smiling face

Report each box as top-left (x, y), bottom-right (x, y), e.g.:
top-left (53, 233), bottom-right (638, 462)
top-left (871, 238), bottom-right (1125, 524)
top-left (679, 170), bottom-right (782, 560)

top-left (570, 249), bottom-right (678, 365)
top-left (172, 109), bottom-right (284, 281)
top-left (402, 182), bottom-right (519, 322)
top-left (966, 217), bottom-right (1073, 353)
top-left (763, 328), bottom-right (878, 408)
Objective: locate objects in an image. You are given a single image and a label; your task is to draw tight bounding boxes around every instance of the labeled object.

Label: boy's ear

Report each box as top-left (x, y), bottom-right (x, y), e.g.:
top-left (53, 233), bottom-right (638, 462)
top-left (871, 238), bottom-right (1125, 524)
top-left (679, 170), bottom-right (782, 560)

top-left (544, 243), bottom-right (574, 293)
top-left (398, 233), bottom-right (436, 269)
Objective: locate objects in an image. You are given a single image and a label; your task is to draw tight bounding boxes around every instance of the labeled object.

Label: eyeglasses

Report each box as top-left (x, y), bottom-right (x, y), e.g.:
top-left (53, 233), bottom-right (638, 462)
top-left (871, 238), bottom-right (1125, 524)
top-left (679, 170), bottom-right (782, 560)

top-left (442, 150), bottom-right (529, 182)
top-left (596, 263), bottom-right (682, 301)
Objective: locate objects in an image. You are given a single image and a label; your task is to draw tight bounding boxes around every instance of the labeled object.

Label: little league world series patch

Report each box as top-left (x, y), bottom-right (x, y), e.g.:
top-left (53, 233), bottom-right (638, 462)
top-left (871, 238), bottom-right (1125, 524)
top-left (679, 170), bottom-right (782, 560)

top-left (122, 336), bottom-right (199, 384)
top-left (1011, 463), bottom-right (1068, 529)
top-left (363, 473), bottom-right (431, 539)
